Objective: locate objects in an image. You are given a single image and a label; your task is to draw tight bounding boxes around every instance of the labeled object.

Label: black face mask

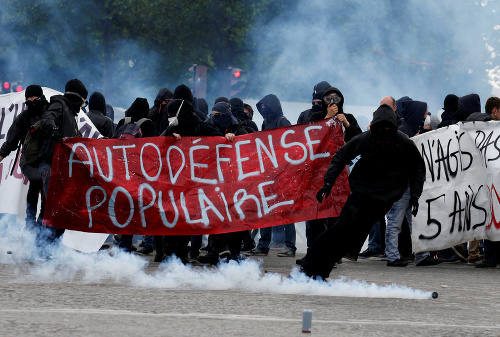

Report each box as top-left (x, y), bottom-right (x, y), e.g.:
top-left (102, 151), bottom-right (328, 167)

top-left (371, 126), bottom-right (397, 145)
top-left (312, 101), bottom-right (322, 112)
top-left (25, 99), bottom-right (44, 114)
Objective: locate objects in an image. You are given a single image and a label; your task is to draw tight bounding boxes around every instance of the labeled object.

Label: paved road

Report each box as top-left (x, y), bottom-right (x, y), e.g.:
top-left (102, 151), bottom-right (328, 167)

top-left (0, 248), bottom-right (499, 336)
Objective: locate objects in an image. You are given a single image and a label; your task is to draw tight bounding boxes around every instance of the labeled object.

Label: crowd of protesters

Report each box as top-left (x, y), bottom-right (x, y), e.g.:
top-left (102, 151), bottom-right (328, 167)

top-left (1, 78), bottom-right (500, 279)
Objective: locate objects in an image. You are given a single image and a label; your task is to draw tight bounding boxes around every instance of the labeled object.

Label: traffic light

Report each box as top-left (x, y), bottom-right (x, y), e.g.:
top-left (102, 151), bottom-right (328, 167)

top-left (229, 67), bottom-right (244, 97)
top-left (188, 64), bottom-right (207, 98)
top-left (15, 84), bottom-right (23, 92)
top-left (2, 82), bottom-right (10, 94)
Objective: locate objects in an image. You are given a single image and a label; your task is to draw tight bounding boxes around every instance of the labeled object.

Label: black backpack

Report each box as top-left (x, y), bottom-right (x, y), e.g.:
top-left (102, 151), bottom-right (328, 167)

top-left (112, 117), bottom-right (156, 139)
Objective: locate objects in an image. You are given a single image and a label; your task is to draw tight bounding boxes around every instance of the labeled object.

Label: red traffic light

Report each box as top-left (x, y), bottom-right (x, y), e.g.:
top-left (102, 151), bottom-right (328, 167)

top-left (233, 71), bottom-right (241, 78)
top-left (15, 85), bottom-right (23, 92)
top-left (3, 82), bottom-right (10, 90)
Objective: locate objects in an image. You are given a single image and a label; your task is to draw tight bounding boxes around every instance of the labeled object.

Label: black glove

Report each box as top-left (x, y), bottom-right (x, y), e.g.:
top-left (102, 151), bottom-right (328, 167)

top-left (316, 183), bottom-right (333, 203)
top-left (51, 127), bottom-right (62, 143)
top-left (410, 197), bottom-right (419, 217)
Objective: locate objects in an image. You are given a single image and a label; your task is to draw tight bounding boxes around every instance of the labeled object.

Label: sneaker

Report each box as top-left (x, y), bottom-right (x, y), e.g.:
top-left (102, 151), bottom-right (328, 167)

top-left (136, 246), bottom-right (154, 255)
top-left (415, 256), bottom-right (444, 267)
top-left (226, 254), bottom-right (245, 263)
top-left (277, 248), bottom-right (295, 257)
top-left (197, 251), bottom-right (219, 265)
top-left (474, 259), bottom-right (497, 268)
top-left (358, 248), bottom-right (382, 259)
top-left (401, 254), bottom-right (415, 263)
top-left (343, 253), bottom-right (358, 262)
top-left (467, 257), bottom-right (483, 266)
top-left (444, 255), bottom-right (460, 263)
top-left (243, 248), bottom-right (268, 256)
top-left (241, 244), bottom-right (256, 252)
top-left (387, 259), bottom-right (408, 267)
top-left (218, 247), bottom-right (231, 259)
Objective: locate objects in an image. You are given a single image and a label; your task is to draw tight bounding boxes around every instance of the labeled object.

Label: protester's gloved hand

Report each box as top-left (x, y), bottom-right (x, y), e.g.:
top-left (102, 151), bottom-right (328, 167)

top-left (51, 127), bottom-right (62, 143)
top-left (316, 183), bottom-right (333, 203)
top-left (410, 197), bottom-right (419, 217)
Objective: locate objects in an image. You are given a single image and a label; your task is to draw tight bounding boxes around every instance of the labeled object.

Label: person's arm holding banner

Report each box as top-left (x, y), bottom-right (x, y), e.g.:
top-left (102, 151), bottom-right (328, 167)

top-left (407, 140), bottom-right (426, 216)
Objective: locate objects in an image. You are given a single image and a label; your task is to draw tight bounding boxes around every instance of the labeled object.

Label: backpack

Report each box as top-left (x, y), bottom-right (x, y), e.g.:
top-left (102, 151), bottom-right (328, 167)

top-left (112, 117), bottom-right (155, 139)
top-left (21, 121), bottom-right (43, 166)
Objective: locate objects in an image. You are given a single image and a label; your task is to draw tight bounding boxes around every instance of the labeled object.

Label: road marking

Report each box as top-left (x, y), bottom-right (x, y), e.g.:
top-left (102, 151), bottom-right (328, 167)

top-left (0, 308), bottom-right (498, 329)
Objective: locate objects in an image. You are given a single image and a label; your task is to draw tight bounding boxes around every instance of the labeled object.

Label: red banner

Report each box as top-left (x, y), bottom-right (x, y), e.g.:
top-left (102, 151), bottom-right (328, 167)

top-left (43, 119), bottom-right (350, 235)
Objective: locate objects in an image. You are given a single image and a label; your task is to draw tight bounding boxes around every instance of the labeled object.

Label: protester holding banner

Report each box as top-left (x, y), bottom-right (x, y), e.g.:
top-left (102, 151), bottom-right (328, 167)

top-left (246, 94), bottom-right (297, 258)
top-left (0, 85), bottom-right (48, 230)
top-left (86, 92), bottom-right (114, 138)
top-left (37, 79), bottom-right (88, 248)
top-left (299, 104), bottom-right (426, 280)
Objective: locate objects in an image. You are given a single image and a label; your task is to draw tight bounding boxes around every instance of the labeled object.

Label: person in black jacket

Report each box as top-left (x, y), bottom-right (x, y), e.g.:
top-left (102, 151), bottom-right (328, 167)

top-left (438, 94), bottom-right (459, 128)
top-left (197, 102), bottom-right (248, 264)
top-left (0, 85), bottom-right (48, 230)
top-left (37, 79), bottom-right (88, 247)
top-left (309, 87), bottom-right (362, 142)
top-left (247, 94), bottom-right (297, 258)
top-left (148, 88), bottom-right (173, 135)
top-left (230, 97), bottom-right (258, 132)
top-left (173, 84), bottom-right (206, 121)
top-left (297, 81), bottom-right (331, 125)
top-left (298, 104), bottom-right (426, 280)
top-left (86, 92), bottom-right (114, 138)
top-left (159, 99), bottom-right (224, 264)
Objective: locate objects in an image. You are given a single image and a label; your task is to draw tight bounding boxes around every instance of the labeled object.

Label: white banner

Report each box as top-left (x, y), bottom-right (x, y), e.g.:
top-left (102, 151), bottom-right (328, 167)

top-left (0, 88), bottom-right (102, 217)
top-left (412, 122), bottom-right (500, 252)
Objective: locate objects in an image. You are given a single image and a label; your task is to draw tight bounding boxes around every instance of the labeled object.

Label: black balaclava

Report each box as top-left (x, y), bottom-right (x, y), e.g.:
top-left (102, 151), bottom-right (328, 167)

top-left (173, 84), bottom-right (193, 103)
top-left (443, 94), bottom-right (459, 112)
top-left (89, 92), bottom-right (106, 115)
top-left (229, 97), bottom-right (247, 120)
top-left (24, 84), bottom-right (46, 115)
top-left (211, 102), bottom-right (238, 130)
top-left (125, 97), bottom-right (149, 122)
top-left (312, 89), bottom-right (325, 113)
top-left (166, 99), bottom-right (195, 127)
top-left (370, 104), bottom-right (398, 145)
top-left (396, 96), bottom-right (412, 116)
top-left (64, 79), bottom-right (88, 113)
top-left (214, 96), bottom-right (230, 105)
top-left (256, 94), bottom-right (283, 121)
top-left (197, 98), bottom-right (209, 117)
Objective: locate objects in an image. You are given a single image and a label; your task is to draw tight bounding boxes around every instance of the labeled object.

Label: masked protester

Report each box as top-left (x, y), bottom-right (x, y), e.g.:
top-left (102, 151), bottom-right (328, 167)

top-left (0, 85), bottom-right (48, 231)
top-left (229, 97), bottom-right (258, 133)
top-left (148, 88), bottom-right (173, 135)
top-left (36, 79), bottom-right (88, 251)
top-left (297, 81), bottom-right (331, 125)
top-left (86, 92), bottom-right (114, 138)
top-left (296, 104), bottom-right (426, 280)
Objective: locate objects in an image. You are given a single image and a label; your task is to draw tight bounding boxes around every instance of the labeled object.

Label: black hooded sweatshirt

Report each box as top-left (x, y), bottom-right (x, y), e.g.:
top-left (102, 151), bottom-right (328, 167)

top-left (457, 94), bottom-right (481, 121)
top-left (398, 100), bottom-right (427, 137)
top-left (148, 88), bottom-right (174, 135)
top-left (0, 96), bottom-right (48, 159)
top-left (297, 81), bottom-right (331, 124)
top-left (173, 84), bottom-right (206, 121)
top-left (438, 94), bottom-right (459, 128)
top-left (309, 87), bottom-right (362, 142)
top-left (230, 97), bottom-right (258, 132)
top-left (86, 92), bottom-right (114, 138)
top-left (323, 104), bottom-right (425, 203)
top-left (161, 99), bottom-right (223, 138)
top-left (256, 94), bottom-right (291, 130)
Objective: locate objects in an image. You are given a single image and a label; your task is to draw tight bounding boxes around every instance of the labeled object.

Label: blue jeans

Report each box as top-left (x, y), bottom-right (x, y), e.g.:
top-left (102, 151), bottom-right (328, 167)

top-left (367, 221), bottom-right (384, 253)
top-left (385, 187), bottom-right (429, 264)
top-left (257, 224), bottom-right (296, 253)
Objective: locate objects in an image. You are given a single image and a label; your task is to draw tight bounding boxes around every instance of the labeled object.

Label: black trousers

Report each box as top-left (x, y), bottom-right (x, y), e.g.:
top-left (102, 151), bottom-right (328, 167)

top-left (302, 193), bottom-right (393, 279)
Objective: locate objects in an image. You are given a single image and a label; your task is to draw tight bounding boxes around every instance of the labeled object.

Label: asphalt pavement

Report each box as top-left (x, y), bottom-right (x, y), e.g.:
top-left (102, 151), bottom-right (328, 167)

top-left (0, 248), bottom-right (499, 337)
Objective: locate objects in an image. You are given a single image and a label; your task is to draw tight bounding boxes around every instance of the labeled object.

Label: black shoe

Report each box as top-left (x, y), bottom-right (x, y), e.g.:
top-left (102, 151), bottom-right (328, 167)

top-left (415, 256), bottom-right (444, 267)
top-left (296, 257), bottom-right (304, 265)
top-left (241, 244), bottom-right (256, 252)
top-left (226, 254), bottom-right (245, 263)
top-left (200, 245), bottom-right (210, 252)
top-left (358, 248), bottom-right (382, 259)
top-left (153, 254), bottom-right (163, 262)
top-left (343, 253), bottom-right (358, 262)
top-left (129, 244), bottom-right (137, 252)
top-left (387, 259), bottom-right (408, 267)
top-left (197, 252), bottom-right (219, 265)
top-left (474, 259), bottom-right (497, 268)
top-left (136, 246), bottom-right (153, 255)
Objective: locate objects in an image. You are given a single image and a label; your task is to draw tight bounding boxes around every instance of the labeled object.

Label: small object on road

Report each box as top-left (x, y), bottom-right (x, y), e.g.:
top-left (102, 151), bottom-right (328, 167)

top-left (431, 292), bottom-right (438, 299)
top-left (7, 251), bottom-right (12, 254)
top-left (302, 309), bottom-right (312, 333)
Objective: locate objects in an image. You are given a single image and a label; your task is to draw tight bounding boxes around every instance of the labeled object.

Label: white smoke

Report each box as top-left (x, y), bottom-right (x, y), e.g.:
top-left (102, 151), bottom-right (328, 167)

top-left (1, 217), bottom-right (431, 300)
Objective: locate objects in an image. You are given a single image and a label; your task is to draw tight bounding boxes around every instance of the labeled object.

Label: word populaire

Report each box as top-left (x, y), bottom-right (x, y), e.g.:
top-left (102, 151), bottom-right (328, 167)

top-left (43, 120), bottom-right (350, 236)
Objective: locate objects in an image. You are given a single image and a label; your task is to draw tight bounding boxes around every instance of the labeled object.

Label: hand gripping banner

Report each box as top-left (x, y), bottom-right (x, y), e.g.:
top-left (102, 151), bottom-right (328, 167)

top-left (43, 119), bottom-right (350, 235)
